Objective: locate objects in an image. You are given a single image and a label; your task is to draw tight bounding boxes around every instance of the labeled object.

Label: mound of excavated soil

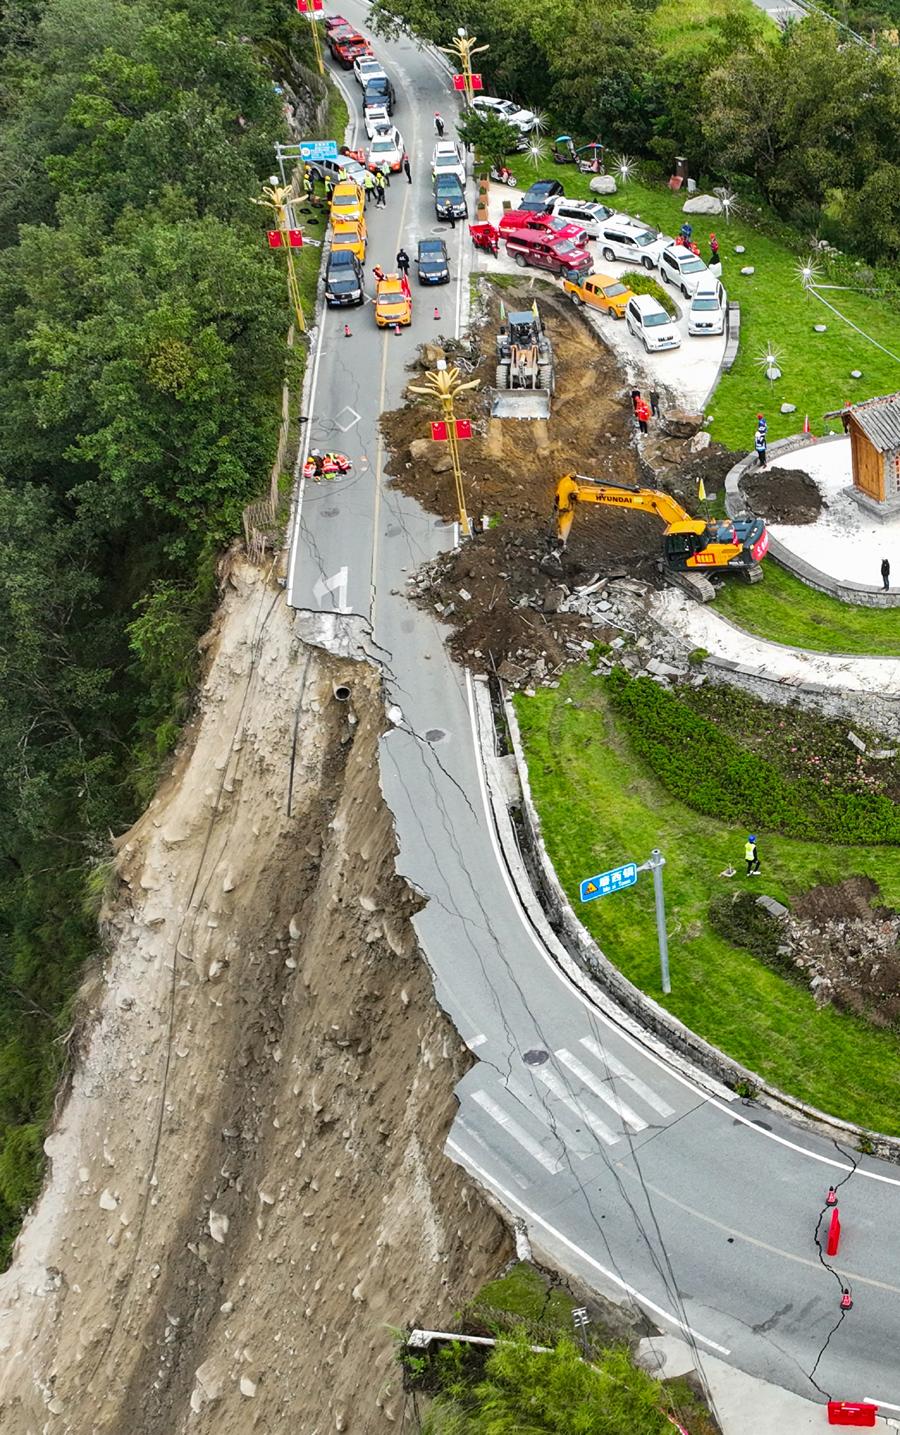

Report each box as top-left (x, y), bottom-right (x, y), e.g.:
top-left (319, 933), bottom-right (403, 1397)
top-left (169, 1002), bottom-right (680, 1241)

top-left (742, 466), bottom-right (823, 524)
top-left (781, 877), bottom-right (900, 1027)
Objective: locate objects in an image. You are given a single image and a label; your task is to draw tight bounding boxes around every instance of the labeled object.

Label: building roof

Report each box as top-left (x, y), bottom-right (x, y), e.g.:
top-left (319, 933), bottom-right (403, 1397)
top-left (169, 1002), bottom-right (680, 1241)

top-left (848, 391), bottom-right (900, 451)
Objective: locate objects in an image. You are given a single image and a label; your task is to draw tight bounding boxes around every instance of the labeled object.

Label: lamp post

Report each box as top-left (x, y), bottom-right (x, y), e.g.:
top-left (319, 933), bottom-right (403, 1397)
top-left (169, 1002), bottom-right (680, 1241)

top-left (441, 26), bottom-right (488, 107)
top-left (408, 360), bottom-right (480, 537)
top-left (253, 178), bottom-right (306, 335)
top-left (295, 0), bottom-right (325, 75)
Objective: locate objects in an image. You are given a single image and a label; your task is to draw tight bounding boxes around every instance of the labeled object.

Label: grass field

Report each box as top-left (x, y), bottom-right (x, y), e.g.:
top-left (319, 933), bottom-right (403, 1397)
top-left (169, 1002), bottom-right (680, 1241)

top-left (715, 560), bottom-right (900, 654)
top-left (501, 159), bottom-right (900, 452)
top-left (514, 668), bottom-right (900, 1134)
top-left (649, 0), bottom-right (770, 55)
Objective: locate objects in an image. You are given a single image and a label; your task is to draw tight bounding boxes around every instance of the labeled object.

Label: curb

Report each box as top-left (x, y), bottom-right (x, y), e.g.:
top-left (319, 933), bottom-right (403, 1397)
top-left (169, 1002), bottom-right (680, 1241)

top-left (477, 677), bottom-right (900, 1164)
top-left (725, 436), bottom-right (900, 607)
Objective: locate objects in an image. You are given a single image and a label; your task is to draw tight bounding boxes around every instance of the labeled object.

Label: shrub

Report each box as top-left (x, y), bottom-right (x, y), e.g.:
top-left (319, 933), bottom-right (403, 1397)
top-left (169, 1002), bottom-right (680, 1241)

top-left (621, 271), bottom-right (677, 317)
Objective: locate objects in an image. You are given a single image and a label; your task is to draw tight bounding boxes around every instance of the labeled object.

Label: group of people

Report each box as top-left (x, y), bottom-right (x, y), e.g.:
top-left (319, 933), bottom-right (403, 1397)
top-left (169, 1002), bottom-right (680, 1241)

top-left (677, 223), bottom-right (720, 269)
top-left (631, 387), bottom-right (660, 435)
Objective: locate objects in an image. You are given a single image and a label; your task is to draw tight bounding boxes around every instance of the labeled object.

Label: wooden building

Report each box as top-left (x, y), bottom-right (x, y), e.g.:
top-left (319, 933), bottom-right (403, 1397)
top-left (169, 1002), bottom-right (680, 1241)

top-left (842, 391), bottom-right (900, 518)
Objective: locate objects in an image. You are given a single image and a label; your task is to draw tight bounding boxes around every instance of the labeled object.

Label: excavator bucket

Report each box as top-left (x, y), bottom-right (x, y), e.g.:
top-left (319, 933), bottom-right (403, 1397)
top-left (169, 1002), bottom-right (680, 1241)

top-left (491, 389), bottom-right (551, 419)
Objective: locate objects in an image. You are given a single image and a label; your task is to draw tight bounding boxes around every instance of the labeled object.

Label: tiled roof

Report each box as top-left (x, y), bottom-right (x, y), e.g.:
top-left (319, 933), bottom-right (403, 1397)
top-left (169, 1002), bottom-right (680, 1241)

top-left (850, 391), bottom-right (900, 451)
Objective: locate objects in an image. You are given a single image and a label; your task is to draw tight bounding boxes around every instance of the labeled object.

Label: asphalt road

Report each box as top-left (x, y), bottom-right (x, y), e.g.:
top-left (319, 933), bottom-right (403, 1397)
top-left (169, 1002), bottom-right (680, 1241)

top-left (286, 7), bottom-right (900, 1415)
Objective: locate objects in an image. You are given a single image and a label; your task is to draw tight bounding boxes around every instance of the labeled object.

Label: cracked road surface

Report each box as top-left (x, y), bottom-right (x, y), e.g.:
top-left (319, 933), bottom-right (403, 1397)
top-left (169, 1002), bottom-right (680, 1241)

top-left (286, 7), bottom-right (900, 1413)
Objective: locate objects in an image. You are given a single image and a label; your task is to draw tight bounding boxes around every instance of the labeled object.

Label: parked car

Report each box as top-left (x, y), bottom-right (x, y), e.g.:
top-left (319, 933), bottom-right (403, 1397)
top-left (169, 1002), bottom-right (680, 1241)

top-left (325, 251), bottom-right (365, 307)
top-left (688, 274), bottom-right (727, 335)
top-left (364, 103), bottom-right (390, 139)
top-left (331, 218), bottom-right (367, 263)
top-left (625, 294), bottom-right (681, 351)
top-left (658, 243), bottom-right (709, 297)
top-left (307, 153), bottom-right (367, 190)
top-left (329, 179), bottom-right (365, 225)
top-left (562, 271), bottom-right (633, 319)
top-left (353, 55), bottom-right (386, 87)
top-left (547, 196), bottom-right (616, 239)
top-left (598, 218), bottom-right (670, 270)
top-left (375, 274), bottom-right (412, 327)
top-left (331, 31), bottom-right (371, 67)
top-left (433, 173), bottom-right (467, 221)
top-left (500, 210), bottom-right (588, 247)
top-left (363, 75), bottom-right (395, 115)
top-left (504, 229), bottom-right (592, 280)
top-left (432, 139), bottom-right (465, 183)
top-left (518, 178), bottom-right (565, 213)
top-left (367, 126), bottom-right (405, 172)
top-left (416, 238), bottom-right (450, 284)
top-left (325, 14), bottom-right (350, 32)
top-left (472, 95), bottom-right (538, 133)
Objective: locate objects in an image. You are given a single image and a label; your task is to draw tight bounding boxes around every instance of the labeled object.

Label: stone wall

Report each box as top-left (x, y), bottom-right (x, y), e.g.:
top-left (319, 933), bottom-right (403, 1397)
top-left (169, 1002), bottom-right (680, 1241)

top-left (703, 657), bottom-right (900, 742)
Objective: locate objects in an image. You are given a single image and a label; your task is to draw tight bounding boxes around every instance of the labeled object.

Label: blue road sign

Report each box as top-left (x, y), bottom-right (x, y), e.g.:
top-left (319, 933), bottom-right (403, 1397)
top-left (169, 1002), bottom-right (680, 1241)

top-left (579, 862), bottom-right (638, 903)
top-left (299, 139), bottom-right (339, 162)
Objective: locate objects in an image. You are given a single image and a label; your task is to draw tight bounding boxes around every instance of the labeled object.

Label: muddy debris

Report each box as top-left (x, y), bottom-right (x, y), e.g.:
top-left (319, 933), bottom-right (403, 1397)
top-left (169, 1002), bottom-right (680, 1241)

top-left (742, 466), bottom-right (823, 524)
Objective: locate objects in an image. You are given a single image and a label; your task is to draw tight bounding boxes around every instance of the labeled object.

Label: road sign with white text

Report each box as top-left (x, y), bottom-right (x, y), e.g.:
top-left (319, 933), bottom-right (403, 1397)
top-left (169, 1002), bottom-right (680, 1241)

top-left (579, 862), bottom-right (638, 903)
top-left (299, 139), bottom-right (338, 162)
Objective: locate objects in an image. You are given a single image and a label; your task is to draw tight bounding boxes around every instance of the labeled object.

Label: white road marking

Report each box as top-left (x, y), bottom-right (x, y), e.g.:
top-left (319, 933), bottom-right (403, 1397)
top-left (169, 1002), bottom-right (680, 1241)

top-left (454, 1120), bottom-right (529, 1191)
top-left (505, 1076), bottom-right (594, 1160)
top-left (556, 1049), bottom-right (647, 1134)
top-left (864, 1397), bottom-right (900, 1412)
top-left (446, 1136), bottom-right (731, 1355)
top-left (467, 1032), bottom-right (487, 1048)
top-left (580, 1038), bottom-right (675, 1119)
top-left (534, 1065), bottom-right (618, 1148)
top-left (470, 1089), bottom-right (563, 1174)
top-left (312, 567), bottom-right (350, 612)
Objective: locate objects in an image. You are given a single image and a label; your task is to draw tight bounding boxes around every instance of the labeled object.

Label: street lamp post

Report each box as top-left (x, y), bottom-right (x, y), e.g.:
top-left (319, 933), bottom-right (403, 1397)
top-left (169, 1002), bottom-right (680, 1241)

top-left (441, 26), bottom-right (488, 107)
top-left (408, 359), bottom-right (480, 537)
top-left (253, 178), bottom-right (306, 335)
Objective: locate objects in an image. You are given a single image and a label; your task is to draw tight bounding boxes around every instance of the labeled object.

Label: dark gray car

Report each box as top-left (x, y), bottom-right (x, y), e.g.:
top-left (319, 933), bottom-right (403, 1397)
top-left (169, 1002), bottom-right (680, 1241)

top-left (416, 238), bottom-right (450, 284)
top-left (325, 251), bottom-right (364, 307)
top-left (433, 174), bottom-right (467, 221)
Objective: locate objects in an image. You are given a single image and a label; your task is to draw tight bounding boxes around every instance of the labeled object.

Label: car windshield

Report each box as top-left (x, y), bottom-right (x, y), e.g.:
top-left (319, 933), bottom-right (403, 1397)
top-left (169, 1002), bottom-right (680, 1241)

top-left (602, 282), bottom-right (628, 297)
top-left (644, 311), bottom-right (670, 326)
top-left (634, 231), bottom-right (657, 247)
top-left (553, 240), bottom-right (576, 255)
top-left (372, 139), bottom-right (395, 152)
top-left (681, 258), bottom-right (706, 272)
top-left (692, 297), bottom-right (720, 310)
top-left (333, 193), bottom-right (358, 205)
top-left (330, 275), bottom-right (357, 289)
top-left (436, 178), bottom-right (461, 193)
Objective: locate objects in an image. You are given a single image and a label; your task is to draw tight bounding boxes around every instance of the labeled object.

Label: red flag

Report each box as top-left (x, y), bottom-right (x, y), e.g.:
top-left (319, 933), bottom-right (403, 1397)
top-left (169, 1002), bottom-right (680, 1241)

top-left (430, 421), bottom-right (448, 442)
top-left (287, 229), bottom-right (303, 247)
top-left (267, 230), bottom-right (283, 248)
top-left (455, 419), bottom-right (472, 440)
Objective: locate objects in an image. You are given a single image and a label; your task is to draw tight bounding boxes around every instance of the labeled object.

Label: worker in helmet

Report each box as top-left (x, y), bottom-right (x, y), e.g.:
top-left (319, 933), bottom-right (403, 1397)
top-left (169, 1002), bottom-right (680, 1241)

top-left (745, 835), bottom-right (760, 876)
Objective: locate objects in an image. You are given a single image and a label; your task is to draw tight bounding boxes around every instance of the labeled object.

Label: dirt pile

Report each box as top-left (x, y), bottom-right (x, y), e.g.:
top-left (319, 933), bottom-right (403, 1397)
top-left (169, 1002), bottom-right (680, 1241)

top-left (383, 281), bottom-right (728, 677)
top-left (742, 467), bottom-right (823, 524)
top-left (0, 561), bottom-right (508, 1435)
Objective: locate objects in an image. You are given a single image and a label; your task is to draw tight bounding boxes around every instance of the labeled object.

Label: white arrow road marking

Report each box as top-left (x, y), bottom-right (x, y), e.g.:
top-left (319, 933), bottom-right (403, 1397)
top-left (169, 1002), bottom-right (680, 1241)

top-left (312, 566), bottom-right (351, 613)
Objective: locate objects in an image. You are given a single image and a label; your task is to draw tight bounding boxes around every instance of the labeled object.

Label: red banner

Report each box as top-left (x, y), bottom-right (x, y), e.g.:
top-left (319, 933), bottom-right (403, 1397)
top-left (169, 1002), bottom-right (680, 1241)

top-left (287, 229), bottom-right (303, 247)
top-left (452, 73), bottom-right (483, 92)
top-left (455, 419), bottom-right (472, 439)
top-left (430, 421), bottom-right (448, 442)
top-left (296, 0), bottom-right (323, 11)
top-left (827, 1403), bottom-right (877, 1427)
top-left (431, 420), bottom-right (472, 442)
top-left (267, 230), bottom-right (283, 248)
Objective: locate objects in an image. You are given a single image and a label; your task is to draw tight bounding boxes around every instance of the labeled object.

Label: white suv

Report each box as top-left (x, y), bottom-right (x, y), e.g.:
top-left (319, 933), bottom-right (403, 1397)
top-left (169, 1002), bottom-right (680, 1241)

top-left (472, 95), bottom-right (537, 133)
top-left (432, 139), bottom-right (465, 183)
top-left (353, 56), bottom-right (386, 87)
top-left (598, 218), bottom-right (670, 270)
top-left (658, 243), bottom-right (709, 297)
top-left (625, 294), bottom-right (681, 352)
top-left (547, 197), bottom-right (616, 239)
top-left (688, 275), bottom-right (727, 335)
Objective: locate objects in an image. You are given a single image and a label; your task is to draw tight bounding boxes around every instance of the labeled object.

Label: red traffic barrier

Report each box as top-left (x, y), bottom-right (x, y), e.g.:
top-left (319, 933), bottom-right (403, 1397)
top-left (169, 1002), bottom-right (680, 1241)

top-left (827, 1402), bottom-right (877, 1427)
top-left (826, 1207), bottom-right (841, 1257)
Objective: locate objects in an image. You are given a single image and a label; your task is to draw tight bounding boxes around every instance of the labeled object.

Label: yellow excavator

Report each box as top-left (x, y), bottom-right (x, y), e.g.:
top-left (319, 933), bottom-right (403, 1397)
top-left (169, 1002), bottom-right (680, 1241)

top-left (547, 473), bottom-right (768, 590)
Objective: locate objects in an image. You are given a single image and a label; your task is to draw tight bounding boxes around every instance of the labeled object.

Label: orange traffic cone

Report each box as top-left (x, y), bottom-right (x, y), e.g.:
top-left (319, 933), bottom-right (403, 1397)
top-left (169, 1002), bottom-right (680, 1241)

top-left (433, 306), bottom-right (440, 320)
top-left (393, 323), bottom-right (402, 336)
top-left (803, 413), bottom-right (816, 441)
top-left (344, 323), bottom-right (352, 337)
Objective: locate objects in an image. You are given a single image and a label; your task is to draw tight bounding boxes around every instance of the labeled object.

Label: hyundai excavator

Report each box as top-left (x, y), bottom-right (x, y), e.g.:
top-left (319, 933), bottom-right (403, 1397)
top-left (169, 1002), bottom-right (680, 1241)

top-left (547, 473), bottom-right (768, 597)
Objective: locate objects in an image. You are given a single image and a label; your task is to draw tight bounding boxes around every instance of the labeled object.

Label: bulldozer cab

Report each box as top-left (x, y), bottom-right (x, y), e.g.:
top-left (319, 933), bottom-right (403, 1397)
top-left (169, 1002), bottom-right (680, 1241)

top-left (507, 310), bottom-right (538, 345)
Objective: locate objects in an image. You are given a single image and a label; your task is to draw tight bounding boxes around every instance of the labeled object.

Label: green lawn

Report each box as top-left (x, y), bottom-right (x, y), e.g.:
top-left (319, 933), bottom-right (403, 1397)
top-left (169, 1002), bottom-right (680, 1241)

top-left (649, 0), bottom-right (769, 56)
top-left (515, 669), bottom-right (900, 1134)
top-left (501, 159), bottom-right (900, 452)
top-left (715, 559), bottom-right (900, 654)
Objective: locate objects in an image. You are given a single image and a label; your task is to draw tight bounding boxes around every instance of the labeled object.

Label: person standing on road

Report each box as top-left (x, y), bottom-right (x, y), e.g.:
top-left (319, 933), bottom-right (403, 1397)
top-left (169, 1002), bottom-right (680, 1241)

top-left (396, 247), bottom-right (410, 278)
top-left (379, 160), bottom-right (391, 188)
top-left (882, 557), bottom-right (891, 590)
top-left (649, 388), bottom-right (660, 419)
top-left (635, 396), bottom-right (650, 435)
top-left (434, 111), bottom-right (445, 137)
top-left (363, 170), bottom-right (375, 206)
top-left (403, 154), bottom-right (412, 183)
top-left (745, 835), bottom-right (760, 876)
top-left (374, 171), bottom-right (386, 208)
top-left (754, 427), bottom-right (767, 468)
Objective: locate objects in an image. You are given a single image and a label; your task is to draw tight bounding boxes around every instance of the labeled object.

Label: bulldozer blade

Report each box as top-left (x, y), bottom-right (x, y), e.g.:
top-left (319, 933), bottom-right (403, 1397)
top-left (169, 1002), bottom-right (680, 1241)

top-left (490, 391), bottom-right (552, 420)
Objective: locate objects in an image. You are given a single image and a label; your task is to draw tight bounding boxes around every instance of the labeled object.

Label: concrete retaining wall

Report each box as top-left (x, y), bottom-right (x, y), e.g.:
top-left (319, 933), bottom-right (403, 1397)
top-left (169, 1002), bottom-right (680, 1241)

top-left (725, 435), bottom-right (900, 607)
top-left (703, 656), bottom-right (900, 742)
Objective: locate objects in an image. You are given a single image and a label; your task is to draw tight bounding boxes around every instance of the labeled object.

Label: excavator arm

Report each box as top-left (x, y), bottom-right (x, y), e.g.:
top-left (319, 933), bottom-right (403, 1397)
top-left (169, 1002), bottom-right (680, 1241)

top-left (552, 473), bottom-right (701, 547)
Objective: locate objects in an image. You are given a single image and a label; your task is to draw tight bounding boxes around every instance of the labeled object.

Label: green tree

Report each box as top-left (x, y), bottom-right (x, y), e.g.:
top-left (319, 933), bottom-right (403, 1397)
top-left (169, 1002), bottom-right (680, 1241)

top-left (456, 109), bottom-right (521, 169)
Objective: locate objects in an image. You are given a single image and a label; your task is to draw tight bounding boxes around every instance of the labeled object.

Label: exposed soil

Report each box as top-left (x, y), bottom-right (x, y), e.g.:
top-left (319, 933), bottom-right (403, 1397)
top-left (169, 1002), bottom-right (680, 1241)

top-left (742, 466), bottom-right (823, 524)
top-left (0, 561), bottom-right (508, 1434)
top-left (383, 281), bottom-right (708, 674)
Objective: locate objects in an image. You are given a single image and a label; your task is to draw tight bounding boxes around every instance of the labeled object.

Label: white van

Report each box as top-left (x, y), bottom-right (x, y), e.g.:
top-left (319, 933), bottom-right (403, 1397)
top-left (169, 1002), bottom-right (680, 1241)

top-left (658, 243), bottom-right (709, 297)
top-left (625, 294), bottom-right (681, 352)
top-left (688, 275), bottom-right (727, 335)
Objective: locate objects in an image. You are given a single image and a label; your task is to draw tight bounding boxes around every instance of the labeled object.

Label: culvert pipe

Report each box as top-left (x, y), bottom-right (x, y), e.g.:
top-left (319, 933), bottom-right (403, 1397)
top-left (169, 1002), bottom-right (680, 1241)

top-left (332, 682), bottom-right (351, 703)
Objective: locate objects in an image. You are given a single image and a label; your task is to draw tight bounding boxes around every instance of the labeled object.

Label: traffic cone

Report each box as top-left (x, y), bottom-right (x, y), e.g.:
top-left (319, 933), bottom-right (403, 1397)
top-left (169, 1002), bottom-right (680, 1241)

top-left (344, 322), bottom-right (352, 337)
top-left (803, 413), bottom-right (810, 434)
top-left (433, 306), bottom-right (440, 320)
top-left (393, 323), bottom-right (402, 336)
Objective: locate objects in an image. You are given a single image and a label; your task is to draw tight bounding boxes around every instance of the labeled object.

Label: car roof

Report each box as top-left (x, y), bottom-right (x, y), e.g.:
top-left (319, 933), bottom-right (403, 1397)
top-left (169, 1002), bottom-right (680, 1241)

top-left (630, 293), bottom-right (668, 315)
top-left (377, 277), bottom-right (406, 293)
top-left (691, 273), bottom-right (723, 296)
top-left (590, 271), bottom-right (628, 287)
top-left (418, 238), bottom-right (446, 251)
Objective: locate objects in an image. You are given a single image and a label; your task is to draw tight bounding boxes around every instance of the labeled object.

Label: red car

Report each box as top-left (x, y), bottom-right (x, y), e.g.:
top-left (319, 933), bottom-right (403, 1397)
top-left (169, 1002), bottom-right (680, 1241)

top-left (331, 30), bottom-right (372, 66)
top-left (504, 229), bottom-right (592, 280)
top-left (499, 210), bottom-right (589, 248)
top-left (324, 13), bottom-right (350, 31)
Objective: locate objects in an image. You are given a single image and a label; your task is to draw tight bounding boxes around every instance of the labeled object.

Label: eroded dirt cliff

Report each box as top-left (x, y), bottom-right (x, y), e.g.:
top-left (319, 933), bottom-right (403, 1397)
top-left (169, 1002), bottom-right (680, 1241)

top-left (0, 561), bottom-right (508, 1434)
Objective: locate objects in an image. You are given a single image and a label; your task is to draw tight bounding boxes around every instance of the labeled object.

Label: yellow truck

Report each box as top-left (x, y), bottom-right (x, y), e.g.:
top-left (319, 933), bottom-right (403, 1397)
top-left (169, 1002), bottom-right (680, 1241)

top-left (562, 271), bottom-right (633, 319)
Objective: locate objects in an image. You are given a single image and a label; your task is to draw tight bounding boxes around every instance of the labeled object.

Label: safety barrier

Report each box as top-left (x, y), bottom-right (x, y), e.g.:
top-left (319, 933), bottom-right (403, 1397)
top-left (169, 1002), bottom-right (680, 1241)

top-left (826, 1207), bottom-right (841, 1256)
top-left (826, 1401), bottom-right (877, 1427)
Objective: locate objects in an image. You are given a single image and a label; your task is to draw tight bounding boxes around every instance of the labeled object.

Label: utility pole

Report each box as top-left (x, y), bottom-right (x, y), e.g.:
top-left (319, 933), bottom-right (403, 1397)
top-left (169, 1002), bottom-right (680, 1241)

top-left (644, 848), bottom-right (670, 995)
top-left (296, 0), bottom-right (325, 75)
top-left (252, 178), bottom-right (306, 335)
top-left (441, 27), bottom-right (488, 108)
top-left (408, 360), bottom-right (480, 537)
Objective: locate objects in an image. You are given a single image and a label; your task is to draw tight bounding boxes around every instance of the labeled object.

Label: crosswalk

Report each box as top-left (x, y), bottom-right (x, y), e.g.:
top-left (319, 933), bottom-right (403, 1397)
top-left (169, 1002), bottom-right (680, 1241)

top-left (457, 1035), bottom-right (682, 1184)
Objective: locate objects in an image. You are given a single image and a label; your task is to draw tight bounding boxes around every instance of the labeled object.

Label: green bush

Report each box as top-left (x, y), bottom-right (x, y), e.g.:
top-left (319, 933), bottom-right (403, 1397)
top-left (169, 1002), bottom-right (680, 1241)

top-left (604, 669), bottom-right (900, 845)
top-left (708, 890), bottom-right (801, 982)
top-left (618, 271), bottom-right (677, 317)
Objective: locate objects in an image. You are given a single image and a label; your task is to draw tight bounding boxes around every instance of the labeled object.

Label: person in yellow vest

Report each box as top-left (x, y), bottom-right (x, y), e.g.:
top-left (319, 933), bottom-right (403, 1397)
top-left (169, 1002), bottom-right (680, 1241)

top-left (745, 835), bottom-right (760, 876)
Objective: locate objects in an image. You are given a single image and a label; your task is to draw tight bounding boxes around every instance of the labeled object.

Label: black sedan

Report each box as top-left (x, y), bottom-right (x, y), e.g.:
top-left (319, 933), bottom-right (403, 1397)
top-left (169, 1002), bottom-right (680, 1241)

top-left (417, 237), bottom-right (450, 284)
top-left (325, 251), bottom-right (365, 307)
top-left (518, 178), bottom-right (565, 213)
